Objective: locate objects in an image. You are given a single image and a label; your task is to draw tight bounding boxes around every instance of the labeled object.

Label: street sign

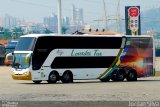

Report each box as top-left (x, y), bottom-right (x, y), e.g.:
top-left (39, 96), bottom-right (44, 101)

top-left (125, 6), bottom-right (141, 36)
top-left (128, 7), bottom-right (140, 32)
top-left (128, 7), bottom-right (139, 17)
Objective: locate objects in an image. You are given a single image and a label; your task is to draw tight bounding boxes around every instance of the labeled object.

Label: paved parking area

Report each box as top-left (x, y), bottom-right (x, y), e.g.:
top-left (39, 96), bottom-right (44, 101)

top-left (0, 66), bottom-right (160, 102)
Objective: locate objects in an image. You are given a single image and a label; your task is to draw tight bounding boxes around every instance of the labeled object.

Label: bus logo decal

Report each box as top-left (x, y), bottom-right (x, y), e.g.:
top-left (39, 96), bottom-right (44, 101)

top-left (71, 49), bottom-right (102, 56)
top-left (56, 49), bottom-right (64, 56)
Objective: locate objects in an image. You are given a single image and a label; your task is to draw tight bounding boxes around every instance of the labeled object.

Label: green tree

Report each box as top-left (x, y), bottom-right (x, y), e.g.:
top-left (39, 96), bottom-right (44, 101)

top-left (31, 30), bottom-right (40, 34)
top-left (4, 28), bottom-right (11, 39)
top-left (12, 27), bottom-right (24, 39)
top-left (62, 26), bottom-right (68, 34)
top-left (44, 28), bottom-right (52, 34)
top-left (0, 27), bottom-right (12, 40)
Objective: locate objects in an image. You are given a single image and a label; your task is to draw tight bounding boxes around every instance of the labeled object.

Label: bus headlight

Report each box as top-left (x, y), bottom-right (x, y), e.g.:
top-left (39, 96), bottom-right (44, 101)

top-left (23, 72), bottom-right (29, 75)
top-left (23, 70), bottom-right (31, 75)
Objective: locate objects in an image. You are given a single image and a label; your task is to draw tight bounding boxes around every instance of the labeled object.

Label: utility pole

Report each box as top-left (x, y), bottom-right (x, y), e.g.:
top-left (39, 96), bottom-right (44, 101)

top-left (116, 0), bottom-right (121, 32)
top-left (102, 0), bottom-right (108, 30)
top-left (58, 0), bottom-right (62, 35)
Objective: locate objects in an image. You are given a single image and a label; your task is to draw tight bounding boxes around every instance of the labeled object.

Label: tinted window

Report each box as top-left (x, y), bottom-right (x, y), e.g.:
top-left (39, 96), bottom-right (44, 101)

top-left (34, 36), bottom-right (122, 49)
top-left (32, 36), bottom-right (122, 70)
top-left (5, 49), bottom-right (14, 55)
top-left (125, 37), bottom-right (153, 48)
top-left (15, 37), bottom-right (36, 51)
top-left (51, 57), bottom-right (116, 68)
top-left (13, 53), bottom-right (30, 69)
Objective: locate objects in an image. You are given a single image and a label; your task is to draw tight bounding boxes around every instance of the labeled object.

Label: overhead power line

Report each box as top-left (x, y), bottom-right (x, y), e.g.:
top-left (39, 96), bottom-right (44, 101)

top-left (102, 0), bottom-right (108, 30)
top-left (10, 0), bottom-right (101, 16)
top-left (10, 0), bottom-right (53, 8)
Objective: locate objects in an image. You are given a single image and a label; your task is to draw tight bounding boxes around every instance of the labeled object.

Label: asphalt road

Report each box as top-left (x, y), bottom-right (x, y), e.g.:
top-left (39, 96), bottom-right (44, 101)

top-left (0, 66), bottom-right (160, 106)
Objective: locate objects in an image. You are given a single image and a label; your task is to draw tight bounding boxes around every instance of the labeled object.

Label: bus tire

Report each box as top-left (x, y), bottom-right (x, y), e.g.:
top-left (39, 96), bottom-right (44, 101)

top-left (126, 69), bottom-right (137, 81)
top-left (33, 80), bottom-right (42, 84)
top-left (111, 69), bottom-right (125, 81)
top-left (61, 71), bottom-right (73, 83)
top-left (100, 77), bottom-right (110, 82)
top-left (111, 70), bottom-right (118, 81)
top-left (117, 69), bottom-right (125, 81)
top-left (48, 71), bottom-right (58, 84)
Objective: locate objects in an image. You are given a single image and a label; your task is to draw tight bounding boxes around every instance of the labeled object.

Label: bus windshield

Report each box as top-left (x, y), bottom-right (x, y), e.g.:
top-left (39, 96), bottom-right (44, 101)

top-left (6, 48), bottom-right (14, 54)
top-left (13, 53), bottom-right (30, 69)
top-left (15, 37), bottom-right (36, 51)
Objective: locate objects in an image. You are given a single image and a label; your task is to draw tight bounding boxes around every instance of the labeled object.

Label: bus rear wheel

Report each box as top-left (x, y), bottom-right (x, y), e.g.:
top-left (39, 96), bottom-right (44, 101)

top-left (48, 71), bottom-right (58, 83)
top-left (61, 71), bottom-right (73, 83)
top-left (126, 69), bottom-right (137, 81)
top-left (117, 69), bottom-right (125, 81)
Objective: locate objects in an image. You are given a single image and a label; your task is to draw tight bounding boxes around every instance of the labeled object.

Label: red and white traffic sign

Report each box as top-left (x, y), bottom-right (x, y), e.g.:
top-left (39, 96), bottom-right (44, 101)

top-left (128, 7), bottom-right (140, 31)
top-left (128, 7), bottom-right (140, 17)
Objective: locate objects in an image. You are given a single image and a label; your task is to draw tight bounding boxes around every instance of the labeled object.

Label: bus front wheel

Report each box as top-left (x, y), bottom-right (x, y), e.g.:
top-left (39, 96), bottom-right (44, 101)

top-left (48, 71), bottom-right (58, 83)
top-left (111, 69), bottom-right (125, 81)
top-left (61, 71), bottom-right (73, 83)
top-left (100, 77), bottom-right (110, 82)
top-left (33, 80), bottom-right (42, 84)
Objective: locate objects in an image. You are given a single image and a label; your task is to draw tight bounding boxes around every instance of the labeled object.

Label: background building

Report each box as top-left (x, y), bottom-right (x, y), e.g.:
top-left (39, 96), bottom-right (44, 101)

top-left (71, 5), bottom-right (84, 32)
top-left (72, 5), bottom-right (84, 25)
top-left (43, 13), bottom-right (58, 33)
top-left (62, 16), bottom-right (70, 26)
top-left (0, 14), bottom-right (21, 30)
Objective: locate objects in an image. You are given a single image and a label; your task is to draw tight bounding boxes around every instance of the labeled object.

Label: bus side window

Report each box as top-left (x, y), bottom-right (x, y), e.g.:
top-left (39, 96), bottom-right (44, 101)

top-left (32, 37), bottom-right (52, 70)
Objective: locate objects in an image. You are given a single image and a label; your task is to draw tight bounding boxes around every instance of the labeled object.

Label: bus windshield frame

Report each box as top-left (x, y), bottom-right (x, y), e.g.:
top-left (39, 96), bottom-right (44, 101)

top-left (15, 37), bottom-right (36, 51)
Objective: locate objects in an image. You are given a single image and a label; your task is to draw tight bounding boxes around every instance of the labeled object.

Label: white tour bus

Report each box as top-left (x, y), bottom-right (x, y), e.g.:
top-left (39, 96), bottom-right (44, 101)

top-left (6, 34), bottom-right (155, 83)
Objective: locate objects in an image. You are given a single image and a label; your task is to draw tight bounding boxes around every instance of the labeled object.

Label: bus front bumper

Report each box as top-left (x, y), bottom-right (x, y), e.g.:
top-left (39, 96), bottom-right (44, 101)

top-left (12, 72), bottom-right (32, 80)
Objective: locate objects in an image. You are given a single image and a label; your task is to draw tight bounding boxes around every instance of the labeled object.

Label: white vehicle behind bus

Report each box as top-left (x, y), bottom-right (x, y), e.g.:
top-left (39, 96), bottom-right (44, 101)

top-left (6, 34), bottom-right (155, 83)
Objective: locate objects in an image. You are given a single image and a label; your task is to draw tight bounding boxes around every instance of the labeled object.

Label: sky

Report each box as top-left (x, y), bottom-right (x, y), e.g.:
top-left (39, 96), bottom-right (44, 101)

top-left (0, 0), bottom-right (160, 23)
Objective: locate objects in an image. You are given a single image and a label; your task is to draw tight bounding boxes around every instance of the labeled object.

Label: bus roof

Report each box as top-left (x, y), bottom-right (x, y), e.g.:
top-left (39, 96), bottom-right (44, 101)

top-left (20, 34), bottom-right (57, 38)
top-left (20, 34), bottom-right (153, 38)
